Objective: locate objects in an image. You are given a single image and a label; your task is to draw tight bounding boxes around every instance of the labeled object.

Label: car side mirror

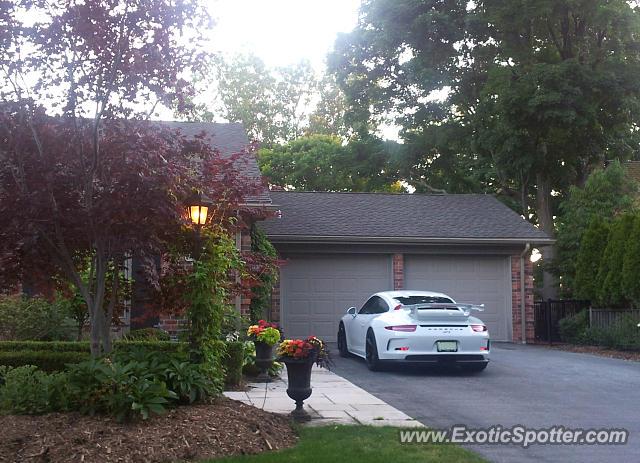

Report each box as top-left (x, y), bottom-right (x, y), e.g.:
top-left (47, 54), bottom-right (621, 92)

top-left (347, 307), bottom-right (356, 316)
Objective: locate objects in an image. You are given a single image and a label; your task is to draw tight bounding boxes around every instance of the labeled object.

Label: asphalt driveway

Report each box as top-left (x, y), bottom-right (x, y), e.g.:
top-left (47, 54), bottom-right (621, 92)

top-left (328, 342), bottom-right (640, 463)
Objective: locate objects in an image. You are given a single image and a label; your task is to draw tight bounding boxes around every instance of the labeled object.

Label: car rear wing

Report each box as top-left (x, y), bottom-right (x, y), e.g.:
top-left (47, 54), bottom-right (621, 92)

top-left (406, 303), bottom-right (485, 317)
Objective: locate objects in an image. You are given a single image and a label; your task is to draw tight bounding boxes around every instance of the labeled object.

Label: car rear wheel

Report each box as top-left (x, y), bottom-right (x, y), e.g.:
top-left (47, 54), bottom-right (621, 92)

top-left (338, 323), bottom-right (351, 357)
top-left (365, 329), bottom-right (381, 371)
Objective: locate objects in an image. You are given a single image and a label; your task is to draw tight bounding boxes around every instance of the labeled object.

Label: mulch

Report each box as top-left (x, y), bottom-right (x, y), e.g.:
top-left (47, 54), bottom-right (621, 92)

top-left (0, 398), bottom-right (298, 463)
top-left (538, 343), bottom-right (640, 362)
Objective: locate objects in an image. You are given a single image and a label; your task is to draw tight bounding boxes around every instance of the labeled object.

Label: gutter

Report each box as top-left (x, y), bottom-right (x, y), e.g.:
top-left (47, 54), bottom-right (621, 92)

top-left (520, 243), bottom-right (531, 344)
top-left (266, 234), bottom-right (555, 246)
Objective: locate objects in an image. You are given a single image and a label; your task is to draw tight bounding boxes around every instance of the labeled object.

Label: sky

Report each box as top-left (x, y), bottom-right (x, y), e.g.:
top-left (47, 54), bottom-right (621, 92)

top-left (206, 0), bottom-right (362, 72)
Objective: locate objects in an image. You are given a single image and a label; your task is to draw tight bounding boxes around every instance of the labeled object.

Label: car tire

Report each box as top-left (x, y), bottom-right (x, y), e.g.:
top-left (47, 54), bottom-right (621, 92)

top-left (337, 323), bottom-right (350, 358)
top-left (365, 329), bottom-right (381, 371)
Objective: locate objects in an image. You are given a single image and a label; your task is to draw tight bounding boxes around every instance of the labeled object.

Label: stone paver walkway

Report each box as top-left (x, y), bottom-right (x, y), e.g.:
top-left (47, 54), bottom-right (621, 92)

top-left (224, 365), bottom-right (424, 427)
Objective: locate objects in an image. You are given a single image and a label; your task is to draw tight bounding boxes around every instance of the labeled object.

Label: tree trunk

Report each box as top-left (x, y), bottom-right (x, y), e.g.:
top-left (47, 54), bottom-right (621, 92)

top-left (536, 172), bottom-right (558, 300)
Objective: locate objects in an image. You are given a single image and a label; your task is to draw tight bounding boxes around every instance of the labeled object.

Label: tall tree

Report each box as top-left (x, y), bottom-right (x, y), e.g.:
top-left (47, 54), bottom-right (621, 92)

top-left (330, 0), bottom-right (640, 298)
top-left (574, 216), bottom-right (610, 302)
top-left (597, 213), bottom-right (636, 306)
top-left (257, 134), bottom-right (403, 192)
top-left (0, 0), bottom-right (258, 355)
top-left (184, 54), bottom-right (349, 146)
top-left (555, 161), bottom-right (638, 295)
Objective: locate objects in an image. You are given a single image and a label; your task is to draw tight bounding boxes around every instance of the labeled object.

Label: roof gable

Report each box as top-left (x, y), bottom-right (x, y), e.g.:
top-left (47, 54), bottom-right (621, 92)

top-left (160, 121), bottom-right (270, 204)
top-left (263, 191), bottom-right (551, 244)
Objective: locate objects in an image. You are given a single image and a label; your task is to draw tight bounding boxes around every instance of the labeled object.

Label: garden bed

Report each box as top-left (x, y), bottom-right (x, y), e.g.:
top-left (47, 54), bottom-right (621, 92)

top-left (0, 398), bottom-right (297, 463)
top-left (540, 343), bottom-right (640, 362)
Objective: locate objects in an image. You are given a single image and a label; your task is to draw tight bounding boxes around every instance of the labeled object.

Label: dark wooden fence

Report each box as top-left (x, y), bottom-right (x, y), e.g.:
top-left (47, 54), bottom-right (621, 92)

top-left (534, 300), bottom-right (590, 344)
top-left (589, 308), bottom-right (640, 329)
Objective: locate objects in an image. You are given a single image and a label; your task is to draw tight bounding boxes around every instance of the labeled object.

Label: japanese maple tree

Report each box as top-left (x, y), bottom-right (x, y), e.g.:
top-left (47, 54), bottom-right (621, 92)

top-left (0, 0), bottom-right (259, 355)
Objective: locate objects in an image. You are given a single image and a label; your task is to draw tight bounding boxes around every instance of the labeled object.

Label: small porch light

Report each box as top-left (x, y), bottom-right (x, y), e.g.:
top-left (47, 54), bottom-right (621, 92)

top-left (189, 205), bottom-right (208, 226)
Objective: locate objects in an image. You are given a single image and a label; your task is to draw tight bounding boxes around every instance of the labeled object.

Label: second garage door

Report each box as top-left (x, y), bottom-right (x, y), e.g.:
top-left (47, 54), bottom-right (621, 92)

top-left (280, 254), bottom-right (392, 342)
top-left (404, 255), bottom-right (512, 341)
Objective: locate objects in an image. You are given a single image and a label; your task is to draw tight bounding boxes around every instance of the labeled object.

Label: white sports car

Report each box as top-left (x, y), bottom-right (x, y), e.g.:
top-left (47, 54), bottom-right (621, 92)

top-left (337, 290), bottom-right (490, 371)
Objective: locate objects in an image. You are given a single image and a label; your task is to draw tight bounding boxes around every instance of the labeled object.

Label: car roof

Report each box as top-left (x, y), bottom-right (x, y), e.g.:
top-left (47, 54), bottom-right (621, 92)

top-left (375, 290), bottom-right (454, 300)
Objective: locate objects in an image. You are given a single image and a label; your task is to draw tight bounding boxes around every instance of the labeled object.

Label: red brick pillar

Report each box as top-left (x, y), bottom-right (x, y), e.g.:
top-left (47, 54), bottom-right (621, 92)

top-left (393, 253), bottom-right (404, 290)
top-left (511, 255), bottom-right (535, 343)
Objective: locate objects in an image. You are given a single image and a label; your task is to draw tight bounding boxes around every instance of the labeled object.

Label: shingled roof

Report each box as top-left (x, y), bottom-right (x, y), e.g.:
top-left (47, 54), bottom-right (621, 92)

top-left (160, 121), bottom-right (270, 204)
top-left (262, 191), bottom-right (552, 244)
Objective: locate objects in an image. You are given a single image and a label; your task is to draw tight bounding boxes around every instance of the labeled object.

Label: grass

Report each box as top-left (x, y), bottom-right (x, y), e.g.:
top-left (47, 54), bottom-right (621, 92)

top-left (202, 425), bottom-right (487, 463)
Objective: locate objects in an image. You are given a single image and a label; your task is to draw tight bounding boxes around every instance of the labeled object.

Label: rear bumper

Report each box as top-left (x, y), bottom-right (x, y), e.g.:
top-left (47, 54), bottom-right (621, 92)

top-left (400, 354), bottom-right (489, 365)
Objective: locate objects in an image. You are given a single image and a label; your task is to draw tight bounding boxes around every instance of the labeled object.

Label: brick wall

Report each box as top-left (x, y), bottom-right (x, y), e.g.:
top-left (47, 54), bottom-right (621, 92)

top-left (393, 253), bottom-right (404, 290)
top-left (511, 255), bottom-right (535, 343)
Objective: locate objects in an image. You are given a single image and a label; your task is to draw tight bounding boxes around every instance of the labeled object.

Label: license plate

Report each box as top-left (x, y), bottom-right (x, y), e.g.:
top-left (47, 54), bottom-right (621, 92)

top-left (437, 341), bottom-right (458, 352)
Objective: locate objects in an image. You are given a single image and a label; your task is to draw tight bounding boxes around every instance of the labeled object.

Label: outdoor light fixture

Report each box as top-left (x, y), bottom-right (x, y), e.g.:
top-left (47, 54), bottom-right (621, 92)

top-left (189, 205), bottom-right (208, 226)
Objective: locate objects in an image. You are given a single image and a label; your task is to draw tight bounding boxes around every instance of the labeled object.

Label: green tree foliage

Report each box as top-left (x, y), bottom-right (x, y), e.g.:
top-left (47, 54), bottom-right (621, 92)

top-left (184, 54), bottom-right (350, 146)
top-left (574, 216), bottom-right (610, 302)
top-left (597, 213), bottom-right (636, 306)
top-left (0, 295), bottom-right (73, 341)
top-left (257, 134), bottom-right (404, 192)
top-left (249, 224), bottom-right (277, 324)
top-left (622, 215), bottom-right (640, 307)
top-left (555, 161), bottom-right (638, 295)
top-left (330, 0), bottom-right (640, 297)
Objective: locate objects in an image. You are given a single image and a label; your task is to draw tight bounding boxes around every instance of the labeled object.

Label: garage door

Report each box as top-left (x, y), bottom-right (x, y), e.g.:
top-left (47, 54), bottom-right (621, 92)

top-left (404, 255), bottom-right (511, 341)
top-left (280, 254), bottom-right (392, 342)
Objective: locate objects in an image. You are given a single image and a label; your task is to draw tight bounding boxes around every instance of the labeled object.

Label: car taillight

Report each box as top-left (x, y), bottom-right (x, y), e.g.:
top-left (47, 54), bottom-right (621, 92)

top-left (393, 304), bottom-right (402, 310)
top-left (384, 325), bottom-right (417, 332)
top-left (395, 347), bottom-right (409, 351)
top-left (471, 325), bottom-right (487, 332)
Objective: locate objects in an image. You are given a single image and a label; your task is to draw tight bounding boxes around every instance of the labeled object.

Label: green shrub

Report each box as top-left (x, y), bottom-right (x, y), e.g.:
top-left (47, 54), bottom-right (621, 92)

top-left (558, 310), bottom-right (589, 344)
top-left (574, 216), bottom-right (610, 302)
top-left (597, 214), bottom-right (636, 306)
top-left (249, 224), bottom-right (278, 324)
top-left (0, 341), bottom-right (90, 352)
top-left (113, 340), bottom-right (187, 355)
top-left (0, 341), bottom-right (187, 371)
top-left (582, 313), bottom-right (640, 351)
top-left (66, 347), bottom-right (213, 421)
top-left (0, 294), bottom-right (74, 341)
top-left (622, 215), bottom-right (640, 307)
top-left (223, 341), bottom-right (244, 386)
top-left (0, 350), bottom-right (90, 372)
top-left (67, 357), bottom-right (175, 421)
top-left (123, 327), bottom-right (170, 342)
top-left (0, 365), bottom-right (70, 414)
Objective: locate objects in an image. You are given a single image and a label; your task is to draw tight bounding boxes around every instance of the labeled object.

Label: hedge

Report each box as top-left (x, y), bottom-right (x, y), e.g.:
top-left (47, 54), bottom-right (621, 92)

top-left (0, 350), bottom-right (90, 372)
top-left (0, 340), bottom-right (187, 353)
top-left (223, 341), bottom-right (243, 386)
top-left (0, 341), bottom-right (188, 371)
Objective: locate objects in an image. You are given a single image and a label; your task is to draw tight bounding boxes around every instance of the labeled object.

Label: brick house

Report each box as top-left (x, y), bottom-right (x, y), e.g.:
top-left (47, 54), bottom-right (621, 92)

top-left (131, 122), bottom-right (551, 343)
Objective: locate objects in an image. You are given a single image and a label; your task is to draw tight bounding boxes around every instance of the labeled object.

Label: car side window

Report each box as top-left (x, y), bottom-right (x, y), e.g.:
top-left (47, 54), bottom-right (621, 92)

top-left (358, 297), bottom-right (377, 314)
top-left (359, 296), bottom-right (387, 314)
top-left (371, 297), bottom-right (389, 314)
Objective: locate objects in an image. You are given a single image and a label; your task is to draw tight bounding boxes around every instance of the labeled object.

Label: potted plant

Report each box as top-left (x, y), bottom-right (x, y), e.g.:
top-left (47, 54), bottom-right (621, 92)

top-left (246, 320), bottom-right (281, 382)
top-left (277, 335), bottom-right (332, 421)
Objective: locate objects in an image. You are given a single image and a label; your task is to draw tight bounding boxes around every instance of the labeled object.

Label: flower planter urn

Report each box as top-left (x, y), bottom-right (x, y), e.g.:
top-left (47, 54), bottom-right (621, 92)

top-left (254, 340), bottom-right (274, 383)
top-left (283, 358), bottom-right (314, 421)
